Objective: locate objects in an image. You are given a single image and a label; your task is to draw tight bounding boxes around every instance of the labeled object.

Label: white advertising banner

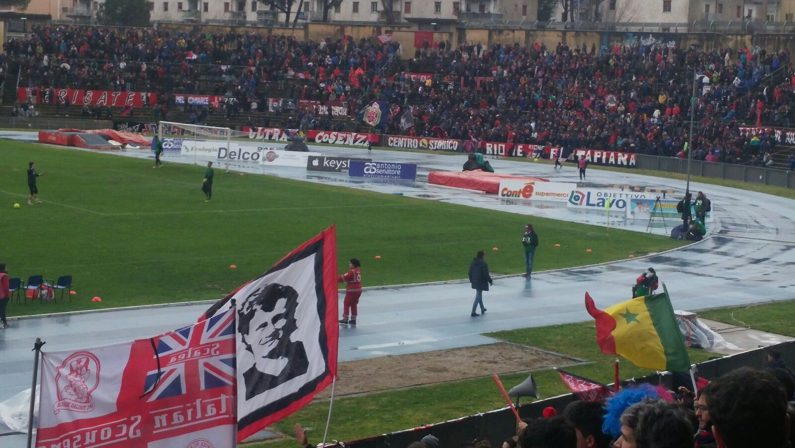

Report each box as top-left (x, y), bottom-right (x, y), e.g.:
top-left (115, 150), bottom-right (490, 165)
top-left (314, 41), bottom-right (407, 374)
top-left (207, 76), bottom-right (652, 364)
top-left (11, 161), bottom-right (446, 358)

top-left (498, 180), bottom-right (576, 203)
top-left (567, 188), bottom-right (652, 212)
top-left (261, 149), bottom-right (320, 167)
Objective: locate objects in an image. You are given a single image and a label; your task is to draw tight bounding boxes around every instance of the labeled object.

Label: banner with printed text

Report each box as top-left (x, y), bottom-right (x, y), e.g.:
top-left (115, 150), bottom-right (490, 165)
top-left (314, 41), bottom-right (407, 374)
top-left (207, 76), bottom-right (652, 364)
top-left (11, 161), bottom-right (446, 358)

top-left (36, 307), bottom-right (236, 448)
top-left (18, 87), bottom-right (157, 108)
top-left (498, 180), bottom-right (576, 203)
top-left (567, 188), bottom-right (652, 212)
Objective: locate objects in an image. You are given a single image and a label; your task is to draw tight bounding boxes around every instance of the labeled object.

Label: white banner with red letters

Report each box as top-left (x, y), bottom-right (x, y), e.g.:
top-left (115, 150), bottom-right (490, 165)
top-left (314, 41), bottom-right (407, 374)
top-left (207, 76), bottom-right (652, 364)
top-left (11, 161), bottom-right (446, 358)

top-left (384, 135), bottom-right (460, 151)
top-left (307, 130), bottom-right (369, 147)
top-left (549, 148), bottom-right (637, 167)
top-left (738, 126), bottom-right (795, 145)
top-left (498, 180), bottom-right (576, 203)
top-left (36, 307), bottom-right (236, 448)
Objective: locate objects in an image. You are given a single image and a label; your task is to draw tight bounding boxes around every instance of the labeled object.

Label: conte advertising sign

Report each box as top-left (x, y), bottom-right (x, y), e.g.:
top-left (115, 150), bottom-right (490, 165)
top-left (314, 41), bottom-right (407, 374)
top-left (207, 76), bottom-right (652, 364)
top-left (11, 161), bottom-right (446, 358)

top-left (307, 156), bottom-right (372, 172)
top-left (567, 189), bottom-right (652, 212)
top-left (498, 180), bottom-right (576, 203)
top-left (348, 161), bottom-right (417, 180)
top-left (384, 135), bottom-right (460, 152)
top-left (18, 87), bottom-right (157, 108)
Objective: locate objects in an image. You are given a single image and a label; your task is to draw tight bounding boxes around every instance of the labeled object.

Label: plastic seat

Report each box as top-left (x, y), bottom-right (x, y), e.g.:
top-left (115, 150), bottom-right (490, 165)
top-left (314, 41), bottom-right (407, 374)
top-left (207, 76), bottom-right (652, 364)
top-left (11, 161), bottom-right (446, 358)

top-left (24, 275), bottom-right (43, 301)
top-left (51, 275), bottom-right (73, 302)
top-left (8, 277), bottom-right (21, 304)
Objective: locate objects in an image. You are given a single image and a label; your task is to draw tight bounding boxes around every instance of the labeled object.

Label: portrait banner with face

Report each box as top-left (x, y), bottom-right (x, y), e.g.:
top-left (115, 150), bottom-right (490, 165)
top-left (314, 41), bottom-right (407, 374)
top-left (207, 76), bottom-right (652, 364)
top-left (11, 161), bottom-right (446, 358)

top-left (230, 226), bottom-right (339, 441)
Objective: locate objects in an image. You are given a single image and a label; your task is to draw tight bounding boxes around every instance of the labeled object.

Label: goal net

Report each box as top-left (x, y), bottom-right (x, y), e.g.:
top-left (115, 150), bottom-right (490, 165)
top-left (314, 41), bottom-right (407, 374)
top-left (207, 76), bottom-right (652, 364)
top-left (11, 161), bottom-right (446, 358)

top-left (158, 121), bottom-right (249, 166)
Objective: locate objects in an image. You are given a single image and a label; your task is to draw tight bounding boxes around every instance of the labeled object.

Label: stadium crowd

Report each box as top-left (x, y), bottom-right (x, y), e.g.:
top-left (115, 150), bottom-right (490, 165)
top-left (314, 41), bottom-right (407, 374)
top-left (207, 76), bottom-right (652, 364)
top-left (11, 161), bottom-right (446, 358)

top-left (4, 24), bottom-right (795, 164)
top-left (400, 353), bottom-right (794, 448)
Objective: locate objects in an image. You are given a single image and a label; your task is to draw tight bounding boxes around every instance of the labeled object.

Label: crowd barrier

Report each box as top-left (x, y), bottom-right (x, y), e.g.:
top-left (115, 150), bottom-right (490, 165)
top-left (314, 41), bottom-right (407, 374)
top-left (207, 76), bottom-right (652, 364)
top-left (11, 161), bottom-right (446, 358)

top-left (636, 154), bottom-right (795, 189)
top-left (345, 341), bottom-right (795, 448)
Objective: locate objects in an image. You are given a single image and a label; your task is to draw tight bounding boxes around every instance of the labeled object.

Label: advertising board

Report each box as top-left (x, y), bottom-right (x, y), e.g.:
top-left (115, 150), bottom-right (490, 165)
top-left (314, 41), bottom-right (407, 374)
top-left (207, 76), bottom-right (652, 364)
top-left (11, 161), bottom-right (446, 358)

top-left (307, 156), bottom-right (372, 172)
top-left (497, 180), bottom-right (576, 203)
top-left (567, 189), bottom-right (652, 212)
top-left (348, 161), bottom-right (417, 180)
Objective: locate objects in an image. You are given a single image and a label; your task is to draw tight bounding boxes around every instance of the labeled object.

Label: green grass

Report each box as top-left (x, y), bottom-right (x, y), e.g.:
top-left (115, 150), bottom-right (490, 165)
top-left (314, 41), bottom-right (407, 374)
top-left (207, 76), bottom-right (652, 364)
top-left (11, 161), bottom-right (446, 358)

top-left (242, 321), bottom-right (715, 447)
top-left (697, 299), bottom-right (795, 336)
top-left (1, 141), bottom-right (683, 315)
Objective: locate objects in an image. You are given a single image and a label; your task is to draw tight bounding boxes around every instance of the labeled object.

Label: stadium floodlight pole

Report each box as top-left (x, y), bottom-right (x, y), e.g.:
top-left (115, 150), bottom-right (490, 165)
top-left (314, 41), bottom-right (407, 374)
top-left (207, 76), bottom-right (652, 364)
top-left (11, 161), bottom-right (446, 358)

top-left (686, 69), bottom-right (699, 195)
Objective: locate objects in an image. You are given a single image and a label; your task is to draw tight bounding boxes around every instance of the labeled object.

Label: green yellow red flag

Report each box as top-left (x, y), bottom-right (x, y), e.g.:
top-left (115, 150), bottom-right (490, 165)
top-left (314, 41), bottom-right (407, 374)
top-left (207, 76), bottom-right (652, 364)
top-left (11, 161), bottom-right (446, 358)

top-left (585, 286), bottom-right (690, 372)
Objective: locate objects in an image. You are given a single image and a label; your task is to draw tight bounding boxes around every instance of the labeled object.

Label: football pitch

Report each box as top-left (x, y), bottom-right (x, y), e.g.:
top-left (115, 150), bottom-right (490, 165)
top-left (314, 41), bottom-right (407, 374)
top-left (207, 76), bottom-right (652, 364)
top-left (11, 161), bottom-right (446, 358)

top-left (1, 141), bottom-right (683, 315)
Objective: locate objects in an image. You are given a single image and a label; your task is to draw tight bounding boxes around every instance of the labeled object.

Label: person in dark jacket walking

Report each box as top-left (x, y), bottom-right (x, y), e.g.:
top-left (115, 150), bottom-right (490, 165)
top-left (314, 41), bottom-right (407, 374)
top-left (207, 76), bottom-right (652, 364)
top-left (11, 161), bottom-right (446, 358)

top-left (468, 250), bottom-right (492, 317)
top-left (522, 224), bottom-right (539, 278)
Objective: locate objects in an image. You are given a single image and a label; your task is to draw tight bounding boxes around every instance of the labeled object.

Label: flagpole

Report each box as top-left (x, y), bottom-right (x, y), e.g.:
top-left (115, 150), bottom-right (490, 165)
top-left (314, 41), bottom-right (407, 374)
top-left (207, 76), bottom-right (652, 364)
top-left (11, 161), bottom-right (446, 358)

top-left (491, 373), bottom-right (522, 422)
top-left (614, 359), bottom-right (620, 392)
top-left (321, 376), bottom-right (337, 448)
top-left (688, 365), bottom-right (698, 397)
top-left (27, 338), bottom-right (45, 448)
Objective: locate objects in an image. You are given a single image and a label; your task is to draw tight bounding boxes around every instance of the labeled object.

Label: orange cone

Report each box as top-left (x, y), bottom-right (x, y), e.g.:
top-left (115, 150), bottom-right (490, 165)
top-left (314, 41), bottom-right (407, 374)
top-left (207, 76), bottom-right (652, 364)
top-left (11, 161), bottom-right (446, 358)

top-left (375, 255), bottom-right (382, 260)
top-left (91, 296), bottom-right (103, 302)
top-left (229, 264), bottom-right (237, 269)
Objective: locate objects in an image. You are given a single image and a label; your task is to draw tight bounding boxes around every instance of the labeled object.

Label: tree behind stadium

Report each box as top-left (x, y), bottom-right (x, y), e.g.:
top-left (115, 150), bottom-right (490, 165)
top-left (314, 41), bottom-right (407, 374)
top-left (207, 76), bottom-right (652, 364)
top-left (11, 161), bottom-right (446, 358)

top-left (99, 0), bottom-right (151, 27)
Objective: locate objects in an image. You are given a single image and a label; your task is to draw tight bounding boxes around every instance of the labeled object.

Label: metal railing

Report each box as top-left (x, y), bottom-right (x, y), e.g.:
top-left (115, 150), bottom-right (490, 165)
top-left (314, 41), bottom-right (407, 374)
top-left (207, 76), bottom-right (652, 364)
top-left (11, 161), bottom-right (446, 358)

top-left (636, 154), bottom-right (795, 189)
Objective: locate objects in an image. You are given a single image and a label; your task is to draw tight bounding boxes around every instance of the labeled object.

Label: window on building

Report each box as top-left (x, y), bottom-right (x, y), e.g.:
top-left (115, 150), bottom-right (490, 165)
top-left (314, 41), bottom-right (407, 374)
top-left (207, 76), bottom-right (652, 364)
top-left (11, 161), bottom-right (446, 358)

top-left (252, 1), bottom-right (257, 11)
top-left (717, 3), bottom-right (723, 14)
top-left (237, 1), bottom-right (244, 11)
top-left (522, 4), bottom-right (527, 15)
top-left (434, 1), bottom-right (441, 13)
top-left (705, 4), bottom-right (709, 14)
top-left (736, 5), bottom-right (741, 17)
top-left (404, 1), bottom-right (411, 13)
top-left (453, 2), bottom-right (460, 14)
top-left (746, 9), bottom-right (752, 18)
top-left (371, 1), bottom-right (377, 12)
top-left (334, 3), bottom-right (340, 12)
top-left (224, 2), bottom-right (229, 12)
top-left (787, 13), bottom-right (794, 22)
top-left (609, 0), bottom-right (616, 10)
top-left (163, 2), bottom-right (168, 12)
top-left (177, 2), bottom-right (183, 11)
top-left (203, 2), bottom-right (208, 12)
top-left (352, 1), bottom-right (358, 13)
top-left (662, 0), bottom-right (671, 12)
top-left (479, 3), bottom-right (486, 13)
top-left (148, 2), bottom-right (154, 11)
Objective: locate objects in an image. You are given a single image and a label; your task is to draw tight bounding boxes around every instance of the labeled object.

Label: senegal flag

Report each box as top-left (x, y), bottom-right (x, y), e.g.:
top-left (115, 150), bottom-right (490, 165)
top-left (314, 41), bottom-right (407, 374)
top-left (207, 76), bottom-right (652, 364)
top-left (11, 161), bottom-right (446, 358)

top-left (585, 287), bottom-right (690, 372)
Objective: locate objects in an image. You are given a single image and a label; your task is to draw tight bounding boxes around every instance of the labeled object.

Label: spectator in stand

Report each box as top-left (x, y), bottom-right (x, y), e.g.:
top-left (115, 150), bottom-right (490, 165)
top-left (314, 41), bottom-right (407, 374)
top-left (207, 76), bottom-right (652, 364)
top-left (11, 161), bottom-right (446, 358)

top-left (632, 400), bottom-right (694, 448)
top-left (702, 367), bottom-right (789, 448)
top-left (693, 390), bottom-right (717, 448)
top-left (518, 416), bottom-right (576, 448)
top-left (563, 400), bottom-right (611, 448)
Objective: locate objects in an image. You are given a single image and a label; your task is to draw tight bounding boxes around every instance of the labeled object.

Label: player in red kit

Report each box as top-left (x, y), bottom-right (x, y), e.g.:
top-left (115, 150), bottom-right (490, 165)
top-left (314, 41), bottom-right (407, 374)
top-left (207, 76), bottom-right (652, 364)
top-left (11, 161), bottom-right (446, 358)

top-left (339, 258), bottom-right (362, 326)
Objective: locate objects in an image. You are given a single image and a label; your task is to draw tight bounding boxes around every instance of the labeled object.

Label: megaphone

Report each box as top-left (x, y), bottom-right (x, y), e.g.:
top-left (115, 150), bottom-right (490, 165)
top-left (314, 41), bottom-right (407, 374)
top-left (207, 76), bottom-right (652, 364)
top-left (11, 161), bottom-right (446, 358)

top-left (508, 373), bottom-right (539, 405)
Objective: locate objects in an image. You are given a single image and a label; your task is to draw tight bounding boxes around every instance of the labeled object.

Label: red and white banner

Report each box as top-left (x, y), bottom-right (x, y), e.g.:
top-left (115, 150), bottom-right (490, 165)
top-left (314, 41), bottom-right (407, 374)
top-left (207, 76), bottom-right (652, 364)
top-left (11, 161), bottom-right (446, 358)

top-left (480, 142), bottom-right (559, 158)
top-left (738, 126), bottom-right (795, 145)
top-left (244, 127), bottom-right (302, 142)
top-left (550, 148), bottom-right (637, 168)
top-left (307, 130), bottom-right (369, 147)
top-left (19, 87), bottom-right (157, 108)
top-left (557, 369), bottom-right (613, 403)
top-left (384, 135), bottom-right (460, 152)
top-left (36, 307), bottom-right (236, 448)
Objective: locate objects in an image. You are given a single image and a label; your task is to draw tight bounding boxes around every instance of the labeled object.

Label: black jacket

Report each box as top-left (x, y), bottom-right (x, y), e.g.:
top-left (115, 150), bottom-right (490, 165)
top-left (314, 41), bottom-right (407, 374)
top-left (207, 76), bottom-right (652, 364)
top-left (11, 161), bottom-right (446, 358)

top-left (468, 257), bottom-right (492, 291)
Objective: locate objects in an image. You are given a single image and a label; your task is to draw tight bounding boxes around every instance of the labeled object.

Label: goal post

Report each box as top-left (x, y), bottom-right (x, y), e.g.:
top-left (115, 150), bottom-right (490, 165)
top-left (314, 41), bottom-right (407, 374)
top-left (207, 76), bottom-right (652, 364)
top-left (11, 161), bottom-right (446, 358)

top-left (157, 121), bottom-right (242, 166)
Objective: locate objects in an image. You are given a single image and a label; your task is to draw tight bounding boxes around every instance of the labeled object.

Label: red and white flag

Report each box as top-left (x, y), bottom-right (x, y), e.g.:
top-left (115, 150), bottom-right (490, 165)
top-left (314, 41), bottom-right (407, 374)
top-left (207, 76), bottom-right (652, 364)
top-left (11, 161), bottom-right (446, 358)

top-left (557, 369), bottom-right (613, 403)
top-left (201, 226), bottom-right (339, 442)
top-left (36, 307), bottom-right (236, 448)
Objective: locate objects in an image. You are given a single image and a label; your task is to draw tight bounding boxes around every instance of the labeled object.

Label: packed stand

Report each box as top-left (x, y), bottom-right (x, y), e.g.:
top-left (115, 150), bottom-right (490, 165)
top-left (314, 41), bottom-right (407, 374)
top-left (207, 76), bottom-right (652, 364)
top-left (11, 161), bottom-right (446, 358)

top-left (4, 24), bottom-right (795, 164)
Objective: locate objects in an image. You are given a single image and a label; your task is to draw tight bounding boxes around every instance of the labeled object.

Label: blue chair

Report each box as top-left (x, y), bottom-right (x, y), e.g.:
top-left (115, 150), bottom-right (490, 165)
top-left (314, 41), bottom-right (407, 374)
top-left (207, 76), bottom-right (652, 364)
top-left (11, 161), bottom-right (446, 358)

top-left (51, 275), bottom-right (73, 302)
top-left (25, 275), bottom-right (43, 301)
top-left (8, 277), bottom-right (21, 304)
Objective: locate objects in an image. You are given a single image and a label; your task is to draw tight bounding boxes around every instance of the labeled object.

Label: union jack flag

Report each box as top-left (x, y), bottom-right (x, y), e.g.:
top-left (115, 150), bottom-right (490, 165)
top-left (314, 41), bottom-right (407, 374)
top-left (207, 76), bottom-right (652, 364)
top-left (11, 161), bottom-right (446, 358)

top-left (144, 307), bottom-right (235, 401)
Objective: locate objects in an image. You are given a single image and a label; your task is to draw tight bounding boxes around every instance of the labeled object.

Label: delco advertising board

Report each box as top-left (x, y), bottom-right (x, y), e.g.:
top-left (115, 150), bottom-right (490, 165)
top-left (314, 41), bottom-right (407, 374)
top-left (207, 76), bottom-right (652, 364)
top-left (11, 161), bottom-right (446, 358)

top-left (348, 161), bottom-right (417, 180)
top-left (180, 141), bottom-right (319, 166)
top-left (497, 180), bottom-right (576, 203)
top-left (567, 188), bottom-right (652, 212)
